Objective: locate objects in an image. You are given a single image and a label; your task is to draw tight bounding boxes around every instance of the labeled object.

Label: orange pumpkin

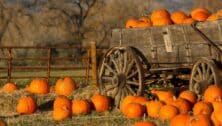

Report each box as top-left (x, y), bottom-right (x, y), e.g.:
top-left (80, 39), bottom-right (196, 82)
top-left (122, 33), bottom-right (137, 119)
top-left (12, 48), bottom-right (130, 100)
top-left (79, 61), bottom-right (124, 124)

top-left (138, 16), bottom-right (153, 27)
top-left (188, 114), bottom-right (212, 126)
top-left (53, 96), bottom-right (72, 110)
top-left (203, 85), bottom-right (222, 103)
top-left (53, 106), bottom-right (71, 121)
top-left (2, 82), bottom-right (18, 93)
top-left (159, 104), bottom-right (179, 120)
top-left (169, 114), bottom-right (190, 126)
top-left (171, 98), bottom-right (191, 114)
top-left (171, 10), bottom-right (188, 24)
top-left (125, 19), bottom-right (139, 28)
top-left (179, 90), bottom-right (197, 105)
top-left (0, 120), bottom-right (6, 126)
top-left (27, 79), bottom-right (50, 95)
top-left (211, 111), bottom-right (220, 126)
top-left (136, 21), bottom-right (152, 28)
top-left (213, 109), bottom-right (222, 124)
top-left (151, 90), bottom-right (174, 104)
top-left (182, 18), bottom-right (196, 24)
top-left (120, 95), bottom-right (137, 113)
top-left (133, 96), bottom-right (149, 105)
top-left (192, 101), bottom-right (213, 116)
top-left (16, 96), bottom-right (37, 114)
top-left (191, 8), bottom-right (211, 21)
top-left (207, 13), bottom-right (219, 21)
top-left (146, 100), bottom-right (164, 118)
top-left (91, 94), bottom-right (110, 112)
top-left (55, 77), bottom-right (77, 96)
top-left (152, 18), bottom-right (172, 26)
top-left (212, 99), bottom-right (222, 111)
top-left (151, 9), bottom-right (171, 21)
top-left (123, 103), bottom-right (144, 118)
top-left (72, 99), bottom-right (91, 115)
top-left (133, 121), bottom-right (156, 126)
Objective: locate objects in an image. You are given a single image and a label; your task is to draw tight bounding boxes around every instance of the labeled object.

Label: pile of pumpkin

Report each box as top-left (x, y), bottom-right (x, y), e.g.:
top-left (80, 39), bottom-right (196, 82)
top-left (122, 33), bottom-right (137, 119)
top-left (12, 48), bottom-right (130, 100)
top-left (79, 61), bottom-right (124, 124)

top-left (0, 77), bottom-right (109, 122)
top-left (120, 85), bottom-right (222, 126)
top-left (125, 7), bottom-right (222, 28)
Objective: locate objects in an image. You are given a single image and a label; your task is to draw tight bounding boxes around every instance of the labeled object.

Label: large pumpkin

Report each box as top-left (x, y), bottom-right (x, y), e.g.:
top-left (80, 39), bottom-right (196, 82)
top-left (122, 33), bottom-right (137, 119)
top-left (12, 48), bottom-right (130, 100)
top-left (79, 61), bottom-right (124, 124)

top-left (151, 90), bottom-right (174, 104)
top-left (2, 82), bottom-right (18, 93)
top-left (27, 79), bottom-right (50, 95)
top-left (120, 95), bottom-right (137, 113)
top-left (16, 96), bottom-right (37, 114)
top-left (170, 98), bottom-right (191, 114)
top-left (91, 94), bottom-right (110, 112)
top-left (55, 77), bottom-right (77, 96)
top-left (72, 99), bottom-right (91, 115)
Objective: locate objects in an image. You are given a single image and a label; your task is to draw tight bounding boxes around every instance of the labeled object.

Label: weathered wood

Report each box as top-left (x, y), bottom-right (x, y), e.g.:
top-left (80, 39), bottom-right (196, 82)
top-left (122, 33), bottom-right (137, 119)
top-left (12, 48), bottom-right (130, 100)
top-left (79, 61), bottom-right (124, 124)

top-left (91, 41), bottom-right (98, 87)
top-left (111, 20), bottom-right (222, 68)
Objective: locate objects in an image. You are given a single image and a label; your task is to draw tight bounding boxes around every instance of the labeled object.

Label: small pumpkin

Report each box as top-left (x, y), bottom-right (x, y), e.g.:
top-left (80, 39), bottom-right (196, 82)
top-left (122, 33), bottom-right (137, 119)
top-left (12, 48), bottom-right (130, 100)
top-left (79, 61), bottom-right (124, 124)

top-left (151, 90), bottom-right (174, 104)
top-left (191, 8), bottom-right (211, 21)
top-left (120, 95), bottom-right (137, 113)
top-left (146, 100), bottom-right (164, 118)
top-left (55, 77), bottom-right (77, 96)
top-left (27, 79), bottom-right (50, 95)
top-left (2, 82), bottom-right (18, 93)
top-left (192, 101), bottom-right (213, 116)
top-left (203, 85), bottom-right (222, 103)
top-left (151, 8), bottom-right (171, 21)
top-left (53, 96), bottom-right (72, 110)
top-left (159, 104), bottom-right (179, 120)
top-left (123, 103), bottom-right (144, 118)
top-left (133, 121), bottom-right (156, 126)
top-left (182, 18), bottom-right (196, 24)
top-left (53, 106), bottom-right (71, 121)
top-left (91, 94), bottom-right (110, 112)
top-left (188, 114), bottom-right (212, 126)
top-left (16, 96), bottom-right (37, 114)
top-left (179, 90), bottom-right (197, 105)
top-left (169, 114), bottom-right (190, 126)
top-left (171, 98), bottom-right (191, 114)
top-left (125, 19), bottom-right (139, 28)
top-left (72, 99), bottom-right (91, 115)
top-left (171, 10), bottom-right (188, 24)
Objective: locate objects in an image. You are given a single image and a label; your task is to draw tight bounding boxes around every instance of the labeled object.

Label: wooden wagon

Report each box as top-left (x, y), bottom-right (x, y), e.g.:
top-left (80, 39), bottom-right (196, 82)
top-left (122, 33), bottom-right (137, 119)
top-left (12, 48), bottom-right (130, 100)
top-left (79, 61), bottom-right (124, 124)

top-left (98, 20), bottom-right (222, 106)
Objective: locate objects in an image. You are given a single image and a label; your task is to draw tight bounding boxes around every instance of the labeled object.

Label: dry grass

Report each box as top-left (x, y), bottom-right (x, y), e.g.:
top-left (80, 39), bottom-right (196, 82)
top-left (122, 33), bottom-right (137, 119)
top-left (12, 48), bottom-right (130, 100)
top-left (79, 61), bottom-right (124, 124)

top-left (0, 82), bottom-right (170, 126)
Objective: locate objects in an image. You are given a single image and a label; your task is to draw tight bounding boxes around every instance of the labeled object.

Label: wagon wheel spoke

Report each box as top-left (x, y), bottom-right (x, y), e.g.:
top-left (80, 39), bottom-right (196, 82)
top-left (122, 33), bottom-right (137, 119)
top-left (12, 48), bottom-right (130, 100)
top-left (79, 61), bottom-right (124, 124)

top-left (123, 51), bottom-right (128, 73)
top-left (101, 76), bottom-right (113, 81)
top-left (111, 56), bottom-right (120, 73)
top-left (115, 88), bottom-right (122, 107)
top-left (196, 66), bottom-right (203, 80)
top-left (104, 63), bottom-right (117, 75)
top-left (126, 85), bottom-right (136, 95)
top-left (127, 70), bottom-right (138, 79)
top-left (104, 84), bottom-right (116, 92)
top-left (127, 80), bottom-right (139, 86)
top-left (192, 76), bottom-right (200, 83)
top-left (207, 75), bottom-right (214, 84)
top-left (201, 63), bottom-right (206, 79)
top-left (126, 60), bottom-right (135, 75)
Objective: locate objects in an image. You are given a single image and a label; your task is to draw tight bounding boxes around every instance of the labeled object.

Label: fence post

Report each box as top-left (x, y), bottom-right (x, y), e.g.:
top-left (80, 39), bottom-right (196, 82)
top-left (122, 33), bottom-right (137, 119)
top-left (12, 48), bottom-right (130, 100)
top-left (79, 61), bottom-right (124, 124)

top-left (47, 48), bottom-right (51, 82)
top-left (90, 41), bottom-right (98, 87)
top-left (7, 48), bottom-right (12, 82)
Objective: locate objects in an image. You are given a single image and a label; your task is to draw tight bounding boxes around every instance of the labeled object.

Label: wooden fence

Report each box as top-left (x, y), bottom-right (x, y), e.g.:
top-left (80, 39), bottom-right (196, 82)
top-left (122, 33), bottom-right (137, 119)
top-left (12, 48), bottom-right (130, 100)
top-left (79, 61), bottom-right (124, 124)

top-left (0, 42), bottom-right (98, 85)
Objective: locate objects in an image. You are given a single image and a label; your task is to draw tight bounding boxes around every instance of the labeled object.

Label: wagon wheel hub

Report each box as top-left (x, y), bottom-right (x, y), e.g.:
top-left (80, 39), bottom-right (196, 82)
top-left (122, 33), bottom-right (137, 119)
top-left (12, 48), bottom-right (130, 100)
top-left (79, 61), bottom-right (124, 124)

top-left (112, 73), bottom-right (126, 88)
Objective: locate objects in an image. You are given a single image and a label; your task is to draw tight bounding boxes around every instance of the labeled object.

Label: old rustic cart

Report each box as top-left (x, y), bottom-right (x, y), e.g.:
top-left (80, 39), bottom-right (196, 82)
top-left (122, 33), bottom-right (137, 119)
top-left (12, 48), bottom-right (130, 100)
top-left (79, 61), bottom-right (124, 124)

top-left (98, 20), bottom-right (222, 106)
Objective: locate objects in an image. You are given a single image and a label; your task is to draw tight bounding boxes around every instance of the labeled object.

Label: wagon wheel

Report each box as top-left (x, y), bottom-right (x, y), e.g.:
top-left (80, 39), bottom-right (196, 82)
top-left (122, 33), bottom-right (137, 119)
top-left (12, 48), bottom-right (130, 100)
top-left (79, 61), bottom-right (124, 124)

top-left (189, 58), bottom-right (221, 99)
top-left (99, 46), bottom-right (144, 107)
